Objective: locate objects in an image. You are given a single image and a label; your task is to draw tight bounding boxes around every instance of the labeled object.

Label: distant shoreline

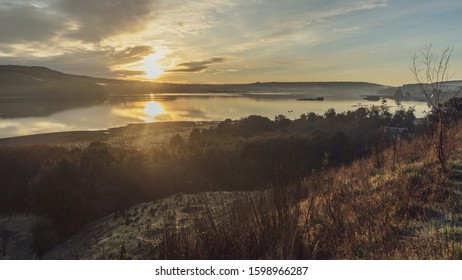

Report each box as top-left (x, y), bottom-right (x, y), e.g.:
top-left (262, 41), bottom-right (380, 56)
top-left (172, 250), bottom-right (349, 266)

top-left (0, 121), bottom-right (217, 148)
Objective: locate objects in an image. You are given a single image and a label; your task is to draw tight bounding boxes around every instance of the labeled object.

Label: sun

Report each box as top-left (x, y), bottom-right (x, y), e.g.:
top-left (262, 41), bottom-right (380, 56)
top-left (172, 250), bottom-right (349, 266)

top-left (140, 53), bottom-right (164, 79)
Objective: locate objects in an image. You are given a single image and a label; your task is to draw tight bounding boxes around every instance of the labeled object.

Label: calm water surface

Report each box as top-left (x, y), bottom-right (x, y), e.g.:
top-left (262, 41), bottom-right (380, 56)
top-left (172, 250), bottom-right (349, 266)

top-left (0, 93), bottom-right (430, 139)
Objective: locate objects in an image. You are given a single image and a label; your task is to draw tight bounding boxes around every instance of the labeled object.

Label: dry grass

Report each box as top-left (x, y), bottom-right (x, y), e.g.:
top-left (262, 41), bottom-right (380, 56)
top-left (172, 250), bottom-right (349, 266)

top-left (150, 187), bottom-right (315, 259)
top-left (151, 123), bottom-right (462, 259)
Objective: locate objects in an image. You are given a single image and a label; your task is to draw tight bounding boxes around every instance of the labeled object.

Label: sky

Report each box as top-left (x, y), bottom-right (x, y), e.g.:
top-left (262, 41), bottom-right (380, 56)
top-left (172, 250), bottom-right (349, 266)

top-left (1, 0), bottom-right (462, 86)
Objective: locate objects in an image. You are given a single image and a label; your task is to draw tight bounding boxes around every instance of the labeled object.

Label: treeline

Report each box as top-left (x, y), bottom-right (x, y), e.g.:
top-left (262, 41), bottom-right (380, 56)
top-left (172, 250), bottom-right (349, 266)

top-left (0, 105), bottom-right (420, 240)
top-left (183, 105), bottom-right (417, 188)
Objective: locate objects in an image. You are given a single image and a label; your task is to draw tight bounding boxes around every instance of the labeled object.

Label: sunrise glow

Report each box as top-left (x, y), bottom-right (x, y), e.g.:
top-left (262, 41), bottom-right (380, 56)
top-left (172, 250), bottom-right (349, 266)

top-left (2, 1), bottom-right (462, 85)
top-left (140, 53), bottom-right (164, 79)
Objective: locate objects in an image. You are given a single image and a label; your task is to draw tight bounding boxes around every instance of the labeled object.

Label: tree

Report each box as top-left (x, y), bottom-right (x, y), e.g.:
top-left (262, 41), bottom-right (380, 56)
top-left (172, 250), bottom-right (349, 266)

top-left (411, 45), bottom-right (459, 173)
top-left (394, 89), bottom-right (404, 101)
top-left (445, 97), bottom-right (462, 121)
top-left (274, 114), bottom-right (291, 129)
top-left (324, 108), bottom-right (336, 119)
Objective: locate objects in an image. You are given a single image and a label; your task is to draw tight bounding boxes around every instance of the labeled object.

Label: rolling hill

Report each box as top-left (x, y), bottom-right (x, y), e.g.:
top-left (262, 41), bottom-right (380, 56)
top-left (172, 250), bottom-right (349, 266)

top-left (0, 65), bottom-right (108, 117)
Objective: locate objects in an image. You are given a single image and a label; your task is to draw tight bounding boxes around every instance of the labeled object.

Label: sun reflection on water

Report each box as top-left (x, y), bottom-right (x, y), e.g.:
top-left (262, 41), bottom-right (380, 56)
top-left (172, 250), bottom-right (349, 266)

top-left (142, 101), bottom-right (164, 122)
top-left (111, 100), bottom-right (169, 123)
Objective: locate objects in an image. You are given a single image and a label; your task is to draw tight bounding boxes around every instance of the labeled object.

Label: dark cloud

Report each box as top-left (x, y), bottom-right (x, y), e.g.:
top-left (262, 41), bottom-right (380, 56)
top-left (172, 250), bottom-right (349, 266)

top-left (111, 70), bottom-right (147, 77)
top-left (169, 65), bottom-right (208, 73)
top-left (48, 46), bottom-right (156, 76)
top-left (110, 46), bottom-right (154, 65)
top-left (0, 5), bottom-right (66, 43)
top-left (56, 0), bottom-right (158, 42)
top-left (169, 57), bottom-right (227, 73)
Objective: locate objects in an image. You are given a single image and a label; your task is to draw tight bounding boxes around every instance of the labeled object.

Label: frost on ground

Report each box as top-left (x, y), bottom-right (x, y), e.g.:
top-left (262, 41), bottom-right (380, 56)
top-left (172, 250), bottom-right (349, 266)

top-left (0, 214), bottom-right (39, 260)
top-left (45, 191), bottom-right (248, 260)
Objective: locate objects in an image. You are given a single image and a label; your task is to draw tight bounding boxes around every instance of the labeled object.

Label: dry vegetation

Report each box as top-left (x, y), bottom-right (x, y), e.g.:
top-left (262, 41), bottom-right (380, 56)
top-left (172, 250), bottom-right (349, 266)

top-left (43, 192), bottom-right (246, 259)
top-left (152, 122), bottom-right (462, 259)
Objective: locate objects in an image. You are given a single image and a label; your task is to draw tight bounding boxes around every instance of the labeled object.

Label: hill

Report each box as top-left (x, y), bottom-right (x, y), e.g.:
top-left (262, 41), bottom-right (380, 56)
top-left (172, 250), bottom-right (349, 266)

top-left (377, 81), bottom-right (462, 102)
top-left (101, 80), bottom-right (388, 98)
top-left (39, 123), bottom-right (462, 259)
top-left (0, 65), bottom-right (108, 117)
top-left (0, 65), bottom-right (107, 99)
top-left (5, 64), bottom-right (462, 101)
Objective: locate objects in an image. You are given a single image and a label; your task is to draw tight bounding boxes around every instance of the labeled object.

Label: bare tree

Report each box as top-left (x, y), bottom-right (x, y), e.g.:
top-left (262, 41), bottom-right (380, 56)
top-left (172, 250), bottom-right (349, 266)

top-left (411, 45), bottom-right (459, 173)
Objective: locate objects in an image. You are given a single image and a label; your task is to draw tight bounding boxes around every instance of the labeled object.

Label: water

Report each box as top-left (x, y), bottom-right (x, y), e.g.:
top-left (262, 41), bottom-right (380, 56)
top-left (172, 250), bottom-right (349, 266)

top-left (0, 93), bottom-right (430, 139)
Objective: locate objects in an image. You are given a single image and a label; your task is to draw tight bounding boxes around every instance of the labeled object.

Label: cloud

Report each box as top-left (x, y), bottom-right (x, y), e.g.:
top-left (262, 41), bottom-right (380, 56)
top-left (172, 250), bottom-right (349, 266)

top-left (56, 0), bottom-right (159, 42)
top-left (0, 5), bottom-right (67, 44)
top-left (0, 0), bottom-right (399, 84)
top-left (305, 0), bottom-right (388, 22)
top-left (168, 57), bottom-right (227, 73)
top-left (223, 0), bottom-right (388, 53)
top-left (111, 70), bottom-right (147, 77)
top-left (48, 46), bottom-right (158, 77)
top-left (110, 46), bottom-right (155, 65)
top-left (1, 45), bottom-right (157, 78)
top-left (332, 26), bottom-right (361, 35)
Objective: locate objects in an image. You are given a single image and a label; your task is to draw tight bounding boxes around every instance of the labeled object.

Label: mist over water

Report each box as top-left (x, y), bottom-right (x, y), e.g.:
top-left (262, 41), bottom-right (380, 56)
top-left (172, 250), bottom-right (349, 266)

top-left (0, 94), bottom-right (429, 139)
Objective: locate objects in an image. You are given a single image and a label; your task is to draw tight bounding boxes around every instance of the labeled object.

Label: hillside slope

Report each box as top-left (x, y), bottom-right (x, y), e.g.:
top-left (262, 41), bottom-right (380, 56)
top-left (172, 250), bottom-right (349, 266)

top-left (0, 65), bottom-right (108, 117)
top-left (35, 122), bottom-right (462, 260)
top-left (0, 65), bottom-right (107, 99)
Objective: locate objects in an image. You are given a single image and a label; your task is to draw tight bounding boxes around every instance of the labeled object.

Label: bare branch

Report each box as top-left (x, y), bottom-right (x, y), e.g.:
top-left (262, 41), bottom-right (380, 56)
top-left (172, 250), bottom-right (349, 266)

top-left (410, 45), bottom-right (457, 174)
top-left (411, 45), bottom-right (455, 110)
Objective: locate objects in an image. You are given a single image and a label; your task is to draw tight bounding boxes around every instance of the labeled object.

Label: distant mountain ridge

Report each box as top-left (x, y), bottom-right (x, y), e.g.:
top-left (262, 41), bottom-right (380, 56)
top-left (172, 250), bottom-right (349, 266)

top-left (0, 65), bottom-right (87, 83)
top-left (0, 65), bottom-right (388, 95)
top-left (376, 80), bottom-right (462, 102)
top-left (5, 65), bottom-right (462, 97)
